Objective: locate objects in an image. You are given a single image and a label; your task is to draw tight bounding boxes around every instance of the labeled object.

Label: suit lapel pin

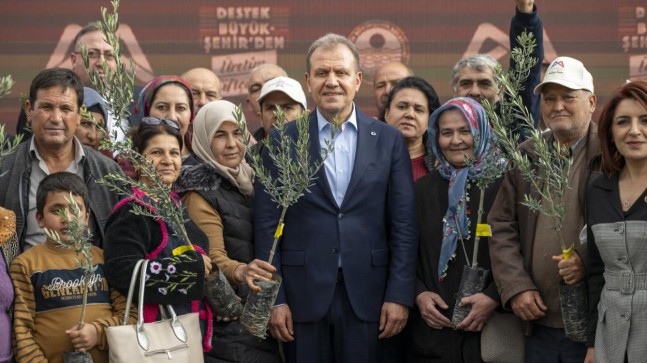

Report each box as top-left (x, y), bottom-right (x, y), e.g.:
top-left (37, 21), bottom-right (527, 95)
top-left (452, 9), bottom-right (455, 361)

top-left (371, 131), bottom-right (377, 136)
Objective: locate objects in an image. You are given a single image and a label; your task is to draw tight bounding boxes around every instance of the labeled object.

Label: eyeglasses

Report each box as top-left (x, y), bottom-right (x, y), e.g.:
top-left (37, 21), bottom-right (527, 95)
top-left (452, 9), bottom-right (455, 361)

top-left (75, 49), bottom-right (116, 61)
top-left (141, 116), bottom-right (180, 130)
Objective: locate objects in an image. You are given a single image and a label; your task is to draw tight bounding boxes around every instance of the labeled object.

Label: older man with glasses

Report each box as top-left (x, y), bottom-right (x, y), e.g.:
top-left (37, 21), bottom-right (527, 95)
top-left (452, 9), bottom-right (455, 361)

top-left (69, 23), bottom-right (118, 88)
top-left (17, 23), bottom-right (134, 145)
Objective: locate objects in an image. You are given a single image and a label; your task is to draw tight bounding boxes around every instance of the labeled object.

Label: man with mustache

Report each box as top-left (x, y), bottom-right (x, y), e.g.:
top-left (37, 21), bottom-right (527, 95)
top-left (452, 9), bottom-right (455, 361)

top-left (0, 68), bottom-right (123, 251)
top-left (488, 56), bottom-right (599, 362)
top-left (451, 0), bottom-right (544, 142)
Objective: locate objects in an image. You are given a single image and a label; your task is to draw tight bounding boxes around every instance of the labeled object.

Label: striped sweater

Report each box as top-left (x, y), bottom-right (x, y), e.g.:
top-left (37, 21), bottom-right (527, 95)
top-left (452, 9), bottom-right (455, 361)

top-left (10, 242), bottom-right (135, 363)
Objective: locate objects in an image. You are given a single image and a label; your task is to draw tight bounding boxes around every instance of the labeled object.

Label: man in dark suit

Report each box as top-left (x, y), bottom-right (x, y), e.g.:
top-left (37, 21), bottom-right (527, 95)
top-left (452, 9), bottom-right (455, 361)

top-left (254, 33), bottom-right (418, 362)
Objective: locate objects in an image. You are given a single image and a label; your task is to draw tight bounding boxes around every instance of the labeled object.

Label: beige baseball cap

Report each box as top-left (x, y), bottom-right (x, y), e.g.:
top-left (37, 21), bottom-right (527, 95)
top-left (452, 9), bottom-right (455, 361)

top-left (257, 76), bottom-right (307, 110)
top-left (533, 56), bottom-right (594, 95)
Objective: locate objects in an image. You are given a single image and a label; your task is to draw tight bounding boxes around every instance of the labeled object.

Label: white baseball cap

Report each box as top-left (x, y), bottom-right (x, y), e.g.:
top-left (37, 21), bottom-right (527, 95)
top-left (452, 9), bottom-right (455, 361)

top-left (257, 76), bottom-right (307, 111)
top-left (533, 56), bottom-right (594, 95)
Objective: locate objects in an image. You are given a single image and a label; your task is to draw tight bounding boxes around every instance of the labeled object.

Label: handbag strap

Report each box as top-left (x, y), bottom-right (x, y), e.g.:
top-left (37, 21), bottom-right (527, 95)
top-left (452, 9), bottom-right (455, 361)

top-left (137, 259), bottom-right (149, 331)
top-left (135, 260), bottom-right (152, 350)
top-left (123, 259), bottom-right (146, 325)
top-left (163, 304), bottom-right (188, 343)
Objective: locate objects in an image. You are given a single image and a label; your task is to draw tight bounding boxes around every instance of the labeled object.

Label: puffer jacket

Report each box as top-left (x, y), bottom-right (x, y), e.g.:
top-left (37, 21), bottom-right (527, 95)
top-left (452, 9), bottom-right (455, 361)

top-left (175, 158), bottom-right (254, 296)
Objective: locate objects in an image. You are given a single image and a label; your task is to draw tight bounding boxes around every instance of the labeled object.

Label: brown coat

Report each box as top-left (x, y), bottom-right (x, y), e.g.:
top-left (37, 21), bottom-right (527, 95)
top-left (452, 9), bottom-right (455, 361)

top-left (487, 124), bottom-right (600, 314)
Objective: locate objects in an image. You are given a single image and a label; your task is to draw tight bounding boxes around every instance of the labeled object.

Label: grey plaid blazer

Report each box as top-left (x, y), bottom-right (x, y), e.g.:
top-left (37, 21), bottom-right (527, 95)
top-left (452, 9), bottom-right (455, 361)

top-left (587, 173), bottom-right (647, 363)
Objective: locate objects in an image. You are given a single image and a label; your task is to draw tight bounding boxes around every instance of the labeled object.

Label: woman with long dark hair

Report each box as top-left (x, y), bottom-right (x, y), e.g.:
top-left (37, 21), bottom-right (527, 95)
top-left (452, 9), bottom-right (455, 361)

top-left (585, 81), bottom-right (647, 363)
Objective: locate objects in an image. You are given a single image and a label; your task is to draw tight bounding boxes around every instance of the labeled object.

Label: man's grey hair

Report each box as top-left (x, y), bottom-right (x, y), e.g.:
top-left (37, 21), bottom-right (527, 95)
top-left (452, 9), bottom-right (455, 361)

top-left (450, 54), bottom-right (499, 92)
top-left (306, 33), bottom-right (361, 74)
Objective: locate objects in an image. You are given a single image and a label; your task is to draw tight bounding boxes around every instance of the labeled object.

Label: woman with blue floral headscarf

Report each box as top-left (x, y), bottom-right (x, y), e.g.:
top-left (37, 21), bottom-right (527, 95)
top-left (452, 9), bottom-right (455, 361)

top-left (407, 97), bottom-right (503, 362)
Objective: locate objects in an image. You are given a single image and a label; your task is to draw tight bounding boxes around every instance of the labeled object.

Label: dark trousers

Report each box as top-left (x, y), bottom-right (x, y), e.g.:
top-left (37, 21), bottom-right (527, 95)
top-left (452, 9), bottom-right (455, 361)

top-left (283, 272), bottom-right (399, 363)
top-left (405, 314), bottom-right (482, 363)
top-left (525, 325), bottom-right (587, 363)
top-left (204, 320), bottom-right (282, 363)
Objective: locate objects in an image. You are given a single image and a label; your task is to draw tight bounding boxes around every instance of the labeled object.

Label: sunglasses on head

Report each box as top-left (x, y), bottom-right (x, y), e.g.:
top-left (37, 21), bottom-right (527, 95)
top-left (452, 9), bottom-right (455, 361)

top-left (140, 116), bottom-right (180, 130)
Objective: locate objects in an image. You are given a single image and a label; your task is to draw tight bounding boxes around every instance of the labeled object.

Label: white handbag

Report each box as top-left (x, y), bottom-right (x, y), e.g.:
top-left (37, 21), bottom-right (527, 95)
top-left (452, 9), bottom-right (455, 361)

top-left (106, 259), bottom-right (205, 362)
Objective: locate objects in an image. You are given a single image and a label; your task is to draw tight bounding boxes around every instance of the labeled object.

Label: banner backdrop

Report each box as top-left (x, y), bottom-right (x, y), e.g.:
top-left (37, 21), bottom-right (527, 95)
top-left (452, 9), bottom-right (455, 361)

top-left (1, 0), bottom-right (645, 132)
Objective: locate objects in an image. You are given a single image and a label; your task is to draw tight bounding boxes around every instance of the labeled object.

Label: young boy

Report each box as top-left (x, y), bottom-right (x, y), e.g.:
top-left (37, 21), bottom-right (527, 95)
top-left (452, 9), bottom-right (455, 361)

top-left (10, 172), bottom-right (134, 363)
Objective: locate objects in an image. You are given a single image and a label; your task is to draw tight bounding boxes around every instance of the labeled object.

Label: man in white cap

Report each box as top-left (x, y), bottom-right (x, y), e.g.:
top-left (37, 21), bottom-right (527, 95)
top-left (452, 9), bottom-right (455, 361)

top-left (245, 64), bottom-right (288, 142)
top-left (256, 76), bottom-right (308, 139)
top-left (488, 56), bottom-right (599, 362)
top-left (247, 64), bottom-right (288, 117)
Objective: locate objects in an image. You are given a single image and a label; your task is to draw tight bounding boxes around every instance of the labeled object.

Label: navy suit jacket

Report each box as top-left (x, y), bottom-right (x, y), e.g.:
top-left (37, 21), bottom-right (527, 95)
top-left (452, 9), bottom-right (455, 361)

top-left (254, 108), bottom-right (418, 323)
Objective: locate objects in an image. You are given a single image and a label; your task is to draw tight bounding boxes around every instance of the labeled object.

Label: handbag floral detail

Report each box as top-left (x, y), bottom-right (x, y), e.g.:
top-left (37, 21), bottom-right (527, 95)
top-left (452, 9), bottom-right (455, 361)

top-left (145, 253), bottom-right (198, 295)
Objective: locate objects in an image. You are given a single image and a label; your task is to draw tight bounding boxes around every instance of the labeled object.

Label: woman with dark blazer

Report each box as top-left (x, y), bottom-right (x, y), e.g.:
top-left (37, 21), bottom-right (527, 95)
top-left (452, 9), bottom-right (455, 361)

top-left (585, 81), bottom-right (647, 363)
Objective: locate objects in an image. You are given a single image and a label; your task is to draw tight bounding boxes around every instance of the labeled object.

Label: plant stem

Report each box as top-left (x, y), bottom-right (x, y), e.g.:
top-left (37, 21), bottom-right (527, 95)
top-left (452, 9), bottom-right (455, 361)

top-left (78, 280), bottom-right (87, 329)
top-left (268, 206), bottom-right (288, 266)
top-left (174, 216), bottom-right (193, 246)
top-left (556, 228), bottom-right (573, 259)
top-left (471, 188), bottom-right (487, 268)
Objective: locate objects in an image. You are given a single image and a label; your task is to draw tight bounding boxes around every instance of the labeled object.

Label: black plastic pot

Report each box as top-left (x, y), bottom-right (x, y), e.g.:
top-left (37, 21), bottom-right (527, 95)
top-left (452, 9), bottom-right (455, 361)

top-left (63, 351), bottom-right (93, 363)
top-left (558, 279), bottom-right (587, 343)
top-left (240, 273), bottom-right (282, 338)
top-left (451, 265), bottom-right (490, 329)
top-left (204, 269), bottom-right (244, 318)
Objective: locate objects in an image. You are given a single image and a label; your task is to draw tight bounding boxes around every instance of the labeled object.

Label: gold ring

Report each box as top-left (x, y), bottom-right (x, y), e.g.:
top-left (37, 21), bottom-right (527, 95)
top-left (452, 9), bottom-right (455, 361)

top-left (253, 274), bottom-right (260, 280)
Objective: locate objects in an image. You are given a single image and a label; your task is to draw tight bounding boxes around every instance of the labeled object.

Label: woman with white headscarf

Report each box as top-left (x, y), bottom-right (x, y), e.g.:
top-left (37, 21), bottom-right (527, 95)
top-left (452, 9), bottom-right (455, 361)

top-left (175, 100), bottom-right (280, 362)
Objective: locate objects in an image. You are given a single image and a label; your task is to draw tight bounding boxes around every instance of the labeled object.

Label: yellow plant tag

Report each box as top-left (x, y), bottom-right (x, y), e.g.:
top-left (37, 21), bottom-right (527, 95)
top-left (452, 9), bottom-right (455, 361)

top-left (562, 244), bottom-right (574, 259)
top-left (173, 245), bottom-right (194, 256)
top-left (274, 223), bottom-right (285, 239)
top-left (475, 224), bottom-right (492, 237)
